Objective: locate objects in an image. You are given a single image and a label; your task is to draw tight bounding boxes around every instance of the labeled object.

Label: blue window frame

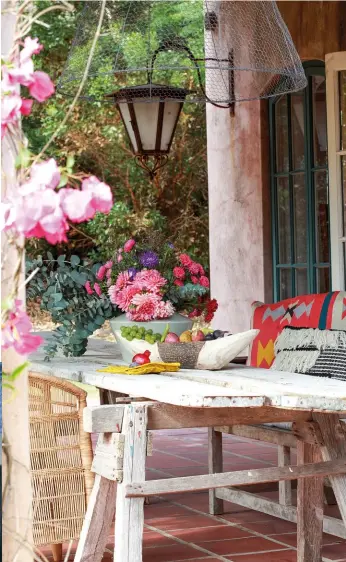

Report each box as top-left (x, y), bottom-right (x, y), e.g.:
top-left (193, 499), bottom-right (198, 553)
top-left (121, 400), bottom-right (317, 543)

top-left (269, 62), bottom-right (330, 301)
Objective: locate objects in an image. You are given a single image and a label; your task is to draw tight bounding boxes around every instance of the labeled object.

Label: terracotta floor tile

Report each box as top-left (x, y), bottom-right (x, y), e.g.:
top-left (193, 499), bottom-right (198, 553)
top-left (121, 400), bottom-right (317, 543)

top-left (169, 524), bottom-right (252, 543)
top-left (269, 533), bottom-right (346, 548)
top-left (142, 544), bottom-right (202, 561)
top-left (146, 453), bottom-right (204, 469)
top-left (227, 549), bottom-right (297, 561)
top-left (240, 519), bottom-right (297, 535)
top-left (142, 530), bottom-right (177, 547)
top-left (198, 536), bottom-right (288, 555)
top-left (322, 542), bottom-right (346, 559)
top-left (145, 503), bottom-right (192, 520)
top-left (149, 514), bottom-right (227, 531)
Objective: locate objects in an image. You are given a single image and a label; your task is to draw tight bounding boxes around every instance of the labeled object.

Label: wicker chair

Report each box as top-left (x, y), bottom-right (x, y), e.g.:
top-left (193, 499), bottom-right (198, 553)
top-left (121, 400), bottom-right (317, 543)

top-left (28, 373), bottom-right (94, 562)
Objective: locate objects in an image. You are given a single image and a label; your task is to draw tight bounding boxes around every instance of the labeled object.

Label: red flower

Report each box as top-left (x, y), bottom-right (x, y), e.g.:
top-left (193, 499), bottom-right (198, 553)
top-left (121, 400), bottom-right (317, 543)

top-left (199, 276), bottom-right (210, 288)
top-left (173, 266), bottom-right (185, 280)
top-left (189, 262), bottom-right (200, 275)
top-left (191, 276), bottom-right (199, 284)
top-left (174, 279), bottom-right (184, 287)
top-left (179, 253), bottom-right (192, 267)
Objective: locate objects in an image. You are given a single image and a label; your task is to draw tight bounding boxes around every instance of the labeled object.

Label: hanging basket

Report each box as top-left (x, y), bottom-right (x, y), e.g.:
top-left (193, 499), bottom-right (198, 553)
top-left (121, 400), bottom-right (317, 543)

top-left (58, 0), bottom-right (307, 106)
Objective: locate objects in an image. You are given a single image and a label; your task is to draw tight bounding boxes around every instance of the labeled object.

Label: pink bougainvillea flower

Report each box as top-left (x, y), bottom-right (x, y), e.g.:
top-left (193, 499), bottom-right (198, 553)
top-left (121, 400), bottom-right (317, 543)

top-left (82, 176), bottom-right (113, 214)
top-left (191, 276), bottom-right (199, 284)
top-left (173, 266), bottom-right (185, 280)
top-left (59, 188), bottom-right (95, 223)
top-left (96, 265), bottom-right (106, 281)
top-left (199, 275), bottom-right (210, 288)
top-left (94, 283), bottom-right (102, 296)
top-left (179, 253), bottom-right (192, 268)
top-left (29, 158), bottom-right (61, 191)
top-left (134, 269), bottom-right (167, 292)
top-left (28, 70), bottom-right (54, 102)
top-left (1, 93), bottom-right (22, 136)
top-left (188, 262), bottom-right (200, 275)
top-left (84, 281), bottom-right (93, 295)
top-left (6, 59), bottom-right (35, 86)
top-left (155, 300), bottom-right (175, 319)
top-left (174, 279), bottom-right (184, 287)
top-left (20, 37), bottom-right (43, 63)
top-left (2, 299), bottom-right (43, 355)
top-left (123, 239), bottom-right (136, 253)
top-left (20, 98), bottom-right (33, 116)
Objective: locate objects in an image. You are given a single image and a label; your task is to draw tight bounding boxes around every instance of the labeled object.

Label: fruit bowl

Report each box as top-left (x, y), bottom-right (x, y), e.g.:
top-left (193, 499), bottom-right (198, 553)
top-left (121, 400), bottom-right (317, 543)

top-left (113, 329), bottom-right (259, 370)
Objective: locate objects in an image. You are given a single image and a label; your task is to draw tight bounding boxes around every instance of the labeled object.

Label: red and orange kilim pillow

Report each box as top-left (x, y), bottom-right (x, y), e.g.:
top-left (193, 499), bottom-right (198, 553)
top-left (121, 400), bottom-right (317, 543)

top-left (249, 291), bottom-right (346, 369)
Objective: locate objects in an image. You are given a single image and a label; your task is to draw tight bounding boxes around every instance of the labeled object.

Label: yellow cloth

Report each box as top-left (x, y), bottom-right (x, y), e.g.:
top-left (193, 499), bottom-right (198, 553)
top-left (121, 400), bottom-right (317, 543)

top-left (97, 362), bottom-right (181, 375)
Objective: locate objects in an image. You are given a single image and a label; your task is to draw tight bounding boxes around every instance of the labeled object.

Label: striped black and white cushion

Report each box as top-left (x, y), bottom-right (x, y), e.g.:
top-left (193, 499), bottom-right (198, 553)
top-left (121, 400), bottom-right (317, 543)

top-left (307, 348), bottom-right (346, 381)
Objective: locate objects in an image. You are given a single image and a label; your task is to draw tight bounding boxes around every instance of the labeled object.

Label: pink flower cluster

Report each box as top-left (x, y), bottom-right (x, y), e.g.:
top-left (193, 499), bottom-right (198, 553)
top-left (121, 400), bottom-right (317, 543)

top-left (174, 254), bottom-right (209, 288)
top-left (1, 159), bottom-right (113, 244)
top-left (1, 37), bottom-right (55, 138)
top-left (107, 269), bottom-right (174, 321)
top-left (2, 299), bottom-right (43, 355)
top-left (85, 261), bottom-right (114, 295)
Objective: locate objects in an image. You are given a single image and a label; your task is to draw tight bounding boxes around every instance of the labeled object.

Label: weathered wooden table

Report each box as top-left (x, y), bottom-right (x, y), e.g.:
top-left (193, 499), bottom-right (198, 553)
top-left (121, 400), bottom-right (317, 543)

top-left (31, 338), bottom-right (346, 562)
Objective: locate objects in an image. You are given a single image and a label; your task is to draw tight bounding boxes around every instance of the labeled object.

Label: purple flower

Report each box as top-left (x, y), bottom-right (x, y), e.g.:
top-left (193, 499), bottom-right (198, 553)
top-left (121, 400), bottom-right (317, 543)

top-left (128, 267), bottom-right (138, 280)
top-left (167, 242), bottom-right (174, 249)
top-left (139, 251), bottom-right (159, 268)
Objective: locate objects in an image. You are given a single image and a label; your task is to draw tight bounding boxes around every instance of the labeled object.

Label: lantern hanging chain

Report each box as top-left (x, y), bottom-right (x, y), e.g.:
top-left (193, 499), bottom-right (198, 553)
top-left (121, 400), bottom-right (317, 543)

top-left (30, 0), bottom-right (107, 169)
top-left (148, 41), bottom-right (231, 109)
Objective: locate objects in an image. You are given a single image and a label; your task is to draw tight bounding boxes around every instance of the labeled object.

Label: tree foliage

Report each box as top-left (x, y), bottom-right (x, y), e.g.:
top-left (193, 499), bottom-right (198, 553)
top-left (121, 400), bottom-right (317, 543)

top-left (24, 1), bottom-right (209, 265)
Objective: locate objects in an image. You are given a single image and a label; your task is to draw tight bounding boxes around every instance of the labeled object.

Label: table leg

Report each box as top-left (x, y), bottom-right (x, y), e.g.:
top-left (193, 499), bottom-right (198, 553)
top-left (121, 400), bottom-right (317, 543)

top-left (314, 413), bottom-right (346, 526)
top-left (74, 474), bottom-right (117, 562)
top-left (296, 441), bottom-right (324, 562)
top-left (114, 404), bottom-right (148, 562)
top-left (208, 428), bottom-right (224, 515)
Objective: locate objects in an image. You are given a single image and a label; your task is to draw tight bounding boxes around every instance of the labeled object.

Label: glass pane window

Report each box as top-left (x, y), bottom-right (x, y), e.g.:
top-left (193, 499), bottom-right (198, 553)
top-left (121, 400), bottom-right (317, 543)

top-left (270, 63), bottom-right (330, 301)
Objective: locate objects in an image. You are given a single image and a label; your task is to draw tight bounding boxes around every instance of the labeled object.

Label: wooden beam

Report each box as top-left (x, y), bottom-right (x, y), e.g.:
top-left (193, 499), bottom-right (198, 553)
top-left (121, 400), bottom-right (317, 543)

top-left (297, 442), bottom-right (324, 562)
top-left (208, 428), bottom-right (224, 515)
top-left (216, 424), bottom-right (297, 448)
top-left (215, 487), bottom-right (346, 539)
top-left (83, 405), bottom-right (124, 433)
top-left (126, 459), bottom-right (346, 498)
top-left (293, 421), bottom-right (324, 446)
top-left (314, 413), bottom-right (346, 527)
top-left (74, 475), bottom-right (116, 562)
top-left (278, 445), bottom-right (292, 506)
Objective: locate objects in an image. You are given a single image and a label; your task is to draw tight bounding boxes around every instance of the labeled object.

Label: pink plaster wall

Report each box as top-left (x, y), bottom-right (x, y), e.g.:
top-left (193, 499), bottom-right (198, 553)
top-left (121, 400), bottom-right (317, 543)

top-left (207, 99), bottom-right (269, 333)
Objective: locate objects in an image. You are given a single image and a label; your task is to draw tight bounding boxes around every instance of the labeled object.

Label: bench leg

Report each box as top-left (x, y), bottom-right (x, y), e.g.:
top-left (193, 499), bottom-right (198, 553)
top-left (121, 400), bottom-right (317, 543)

top-left (74, 474), bottom-right (117, 562)
top-left (278, 445), bottom-right (292, 506)
top-left (114, 404), bottom-right (148, 562)
top-left (314, 413), bottom-right (346, 526)
top-left (297, 441), bottom-right (324, 562)
top-left (208, 427), bottom-right (224, 515)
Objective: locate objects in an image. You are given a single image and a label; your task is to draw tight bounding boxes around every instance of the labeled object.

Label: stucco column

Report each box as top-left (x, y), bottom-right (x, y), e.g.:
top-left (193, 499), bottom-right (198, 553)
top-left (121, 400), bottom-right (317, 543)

top-left (207, 99), bottom-right (270, 333)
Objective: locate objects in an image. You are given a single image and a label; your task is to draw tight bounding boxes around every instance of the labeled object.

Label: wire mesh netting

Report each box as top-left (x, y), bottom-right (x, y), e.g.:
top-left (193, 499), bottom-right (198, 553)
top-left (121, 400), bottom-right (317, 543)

top-left (58, 0), bottom-right (307, 105)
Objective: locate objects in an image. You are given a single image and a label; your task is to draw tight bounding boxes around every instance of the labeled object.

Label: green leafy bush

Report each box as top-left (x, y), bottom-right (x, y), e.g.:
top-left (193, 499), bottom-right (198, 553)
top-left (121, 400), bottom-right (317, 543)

top-left (26, 253), bottom-right (119, 358)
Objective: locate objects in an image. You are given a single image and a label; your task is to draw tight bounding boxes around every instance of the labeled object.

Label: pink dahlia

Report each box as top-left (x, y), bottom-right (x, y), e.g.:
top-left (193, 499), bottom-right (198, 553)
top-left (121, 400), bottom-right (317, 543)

top-left (96, 265), bottom-right (106, 280)
top-left (115, 271), bottom-right (130, 291)
top-left (179, 253), bottom-right (192, 267)
top-left (128, 293), bottom-right (160, 322)
top-left (115, 286), bottom-right (140, 311)
top-left (188, 262), bottom-right (200, 275)
top-left (94, 283), bottom-right (102, 296)
top-left (124, 239), bottom-right (135, 253)
top-left (108, 285), bottom-right (117, 304)
top-left (173, 266), bottom-right (185, 280)
top-left (134, 269), bottom-right (167, 292)
top-left (199, 275), bottom-right (210, 288)
top-left (84, 281), bottom-right (93, 295)
top-left (155, 300), bottom-right (175, 319)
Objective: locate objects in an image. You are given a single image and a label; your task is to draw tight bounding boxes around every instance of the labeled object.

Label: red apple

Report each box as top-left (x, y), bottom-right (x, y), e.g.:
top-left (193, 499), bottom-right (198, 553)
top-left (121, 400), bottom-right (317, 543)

top-left (192, 330), bottom-right (205, 342)
top-left (164, 332), bottom-right (180, 343)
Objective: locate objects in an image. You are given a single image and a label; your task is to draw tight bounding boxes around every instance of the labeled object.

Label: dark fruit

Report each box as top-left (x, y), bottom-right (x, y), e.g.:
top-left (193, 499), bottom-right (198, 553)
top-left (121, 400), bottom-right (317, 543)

top-left (204, 333), bottom-right (214, 341)
top-left (213, 330), bottom-right (224, 339)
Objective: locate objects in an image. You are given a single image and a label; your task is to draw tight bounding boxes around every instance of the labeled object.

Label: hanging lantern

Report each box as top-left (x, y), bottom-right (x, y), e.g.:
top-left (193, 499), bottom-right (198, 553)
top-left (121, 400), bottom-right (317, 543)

top-left (58, 0), bottom-right (307, 178)
top-left (106, 84), bottom-right (187, 178)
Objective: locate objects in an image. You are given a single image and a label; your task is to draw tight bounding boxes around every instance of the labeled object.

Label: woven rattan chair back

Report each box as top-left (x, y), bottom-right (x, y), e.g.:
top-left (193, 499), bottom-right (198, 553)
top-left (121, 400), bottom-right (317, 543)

top-left (28, 372), bottom-right (94, 550)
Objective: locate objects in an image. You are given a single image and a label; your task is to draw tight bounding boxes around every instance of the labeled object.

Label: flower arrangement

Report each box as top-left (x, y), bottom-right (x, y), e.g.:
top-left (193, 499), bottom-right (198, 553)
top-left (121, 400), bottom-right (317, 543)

top-left (87, 235), bottom-right (218, 323)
